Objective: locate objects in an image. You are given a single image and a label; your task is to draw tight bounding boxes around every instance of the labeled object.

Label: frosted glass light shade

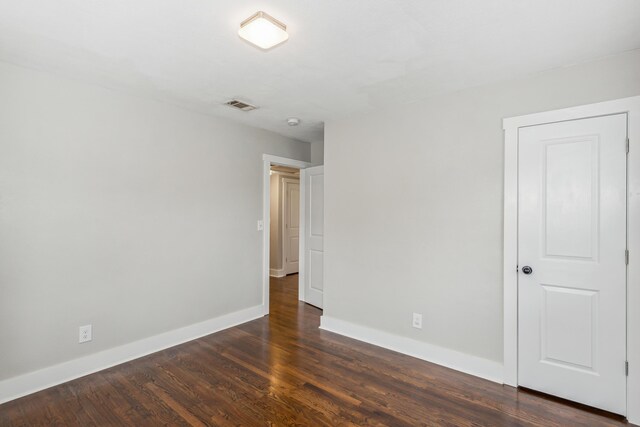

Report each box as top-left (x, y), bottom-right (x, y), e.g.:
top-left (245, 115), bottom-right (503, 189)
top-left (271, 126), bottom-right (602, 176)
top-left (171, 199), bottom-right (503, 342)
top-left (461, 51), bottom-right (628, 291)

top-left (238, 11), bottom-right (289, 50)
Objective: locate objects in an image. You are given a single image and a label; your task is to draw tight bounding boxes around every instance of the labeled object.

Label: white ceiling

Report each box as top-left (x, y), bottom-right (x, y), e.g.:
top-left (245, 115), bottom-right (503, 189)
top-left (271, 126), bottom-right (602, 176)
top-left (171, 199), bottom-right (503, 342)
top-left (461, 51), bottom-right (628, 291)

top-left (1, 0), bottom-right (639, 143)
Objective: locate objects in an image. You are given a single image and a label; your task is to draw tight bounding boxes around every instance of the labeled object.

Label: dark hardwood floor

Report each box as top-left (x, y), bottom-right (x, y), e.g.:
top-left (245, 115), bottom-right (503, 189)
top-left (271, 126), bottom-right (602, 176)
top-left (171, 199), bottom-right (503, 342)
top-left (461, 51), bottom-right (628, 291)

top-left (0, 274), bottom-right (633, 426)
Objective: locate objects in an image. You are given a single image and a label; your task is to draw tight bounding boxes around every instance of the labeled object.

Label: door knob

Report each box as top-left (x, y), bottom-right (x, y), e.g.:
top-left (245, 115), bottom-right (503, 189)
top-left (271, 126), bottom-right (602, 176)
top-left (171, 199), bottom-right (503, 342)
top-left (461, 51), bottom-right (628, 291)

top-left (522, 266), bottom-right (533, 275)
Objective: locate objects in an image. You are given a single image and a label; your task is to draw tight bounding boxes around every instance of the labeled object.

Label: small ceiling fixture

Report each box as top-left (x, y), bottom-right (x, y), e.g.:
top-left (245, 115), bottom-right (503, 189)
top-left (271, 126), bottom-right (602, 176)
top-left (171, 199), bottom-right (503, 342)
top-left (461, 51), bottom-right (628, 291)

top-left (287, 117), bottom-right (300, 126)
top-left (238, 11), bottom-right (289, 50)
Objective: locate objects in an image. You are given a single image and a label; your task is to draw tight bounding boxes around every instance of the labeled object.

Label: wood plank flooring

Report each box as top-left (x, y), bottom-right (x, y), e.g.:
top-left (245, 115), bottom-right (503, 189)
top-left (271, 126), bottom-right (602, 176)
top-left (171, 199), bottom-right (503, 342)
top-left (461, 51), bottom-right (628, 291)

top-left (0, 274), bottom-right (634, 426)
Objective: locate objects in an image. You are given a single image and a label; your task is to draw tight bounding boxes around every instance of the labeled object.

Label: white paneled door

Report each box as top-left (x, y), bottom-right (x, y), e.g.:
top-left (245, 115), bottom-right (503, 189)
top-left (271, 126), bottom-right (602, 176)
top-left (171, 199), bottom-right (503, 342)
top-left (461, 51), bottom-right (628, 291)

top-left (302, 166), bottom-right (324, 308)
top-left (518, 114), bottom-right (628, 414)
top-left (283, 178), bottom-right (300, 275)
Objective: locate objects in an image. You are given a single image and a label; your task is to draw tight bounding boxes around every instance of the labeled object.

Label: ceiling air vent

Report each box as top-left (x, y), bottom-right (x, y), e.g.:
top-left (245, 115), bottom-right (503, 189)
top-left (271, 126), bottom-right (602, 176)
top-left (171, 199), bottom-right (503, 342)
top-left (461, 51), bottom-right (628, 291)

top-left (225, 99), bottom-right (257, 111)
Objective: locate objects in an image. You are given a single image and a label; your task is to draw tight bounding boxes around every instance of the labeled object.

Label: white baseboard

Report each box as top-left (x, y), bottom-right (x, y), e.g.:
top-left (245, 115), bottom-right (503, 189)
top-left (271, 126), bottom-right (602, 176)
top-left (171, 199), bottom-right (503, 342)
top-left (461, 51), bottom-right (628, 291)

top-left (0, 304), bottom-right (264, 404)
top-left (270, 268), bottom-right (286, 277)
top-left (320, 316), bottom-right (503, 384)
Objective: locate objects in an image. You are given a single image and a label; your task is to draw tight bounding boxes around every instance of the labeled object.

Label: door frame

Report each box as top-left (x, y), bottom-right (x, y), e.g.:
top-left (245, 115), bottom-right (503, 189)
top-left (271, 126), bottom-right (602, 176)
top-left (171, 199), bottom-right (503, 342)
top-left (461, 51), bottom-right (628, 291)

top-left (503, 96), bottom-right (640, 423)
top-left (281, 176), bottom-right (300, 275)
top-left (262, 154), bottom-right (311, 316)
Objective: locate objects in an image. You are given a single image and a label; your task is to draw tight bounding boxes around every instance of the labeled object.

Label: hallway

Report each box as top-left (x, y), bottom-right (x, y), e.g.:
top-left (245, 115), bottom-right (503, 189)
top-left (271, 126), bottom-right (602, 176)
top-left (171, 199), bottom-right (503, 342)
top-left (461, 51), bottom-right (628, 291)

top-left (0, 275), bottom-right (631, 426)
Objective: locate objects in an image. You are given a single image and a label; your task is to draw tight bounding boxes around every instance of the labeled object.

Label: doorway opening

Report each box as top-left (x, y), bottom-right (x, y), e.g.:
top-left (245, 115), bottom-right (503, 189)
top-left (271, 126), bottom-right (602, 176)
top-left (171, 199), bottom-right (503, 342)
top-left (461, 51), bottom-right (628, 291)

top-left (269, 165), bottom-right (301, 308)
top-left (261, 154), bottom-right (324, 316)
top-left (269, 165), bottom-right (301, 279)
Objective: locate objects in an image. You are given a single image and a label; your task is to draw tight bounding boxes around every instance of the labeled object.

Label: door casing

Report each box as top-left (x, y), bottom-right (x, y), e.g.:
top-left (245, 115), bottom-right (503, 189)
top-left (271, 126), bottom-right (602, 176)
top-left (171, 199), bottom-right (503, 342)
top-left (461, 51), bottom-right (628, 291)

top-left (503, 96), bottom-right (640, 423)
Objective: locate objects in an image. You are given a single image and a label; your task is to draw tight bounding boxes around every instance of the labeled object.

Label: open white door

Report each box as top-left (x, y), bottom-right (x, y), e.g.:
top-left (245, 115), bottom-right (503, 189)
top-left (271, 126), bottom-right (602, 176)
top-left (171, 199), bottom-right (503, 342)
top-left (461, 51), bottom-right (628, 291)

top-left (300, 166), bottom-right (324, 308)
top-left (518, 114), bottom-right (627, 414)
top-left (283, 178), bottom-right (300, 275)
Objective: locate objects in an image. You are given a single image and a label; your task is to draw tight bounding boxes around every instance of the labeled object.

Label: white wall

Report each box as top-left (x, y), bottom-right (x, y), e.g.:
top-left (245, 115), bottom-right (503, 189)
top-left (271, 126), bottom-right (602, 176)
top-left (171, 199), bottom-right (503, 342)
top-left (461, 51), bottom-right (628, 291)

top-left (0, 61), bottom-right (310, 381)
top-left (324, 49), bottom-right (640, 364)
top-left (311, 141), bottom-right (324, 166)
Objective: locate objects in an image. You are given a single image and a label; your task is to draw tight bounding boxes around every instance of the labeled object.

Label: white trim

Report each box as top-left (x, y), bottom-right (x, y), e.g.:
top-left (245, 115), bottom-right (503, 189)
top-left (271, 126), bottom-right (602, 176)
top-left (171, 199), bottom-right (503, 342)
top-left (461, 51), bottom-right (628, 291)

top-left (0, 304), bottom-right (264, 404)
top-left (263, 154), bottom-right (310, 170)
top-left (269, 268), bottom-right (286, 278)
top-left (503, 95), bottom-right (640, 424)
top-left (298, 170), bottom-right (306, 301)
top-left (503, 124), bottom-right (519, 387)
top-left (262, 154), bottom-right (311, 314)
top-left (320, 316), bottom-right (503, 383)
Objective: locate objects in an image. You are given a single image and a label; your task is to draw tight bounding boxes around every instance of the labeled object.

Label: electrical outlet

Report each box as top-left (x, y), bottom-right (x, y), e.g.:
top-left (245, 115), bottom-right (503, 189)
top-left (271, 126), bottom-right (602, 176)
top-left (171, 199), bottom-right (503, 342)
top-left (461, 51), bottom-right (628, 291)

top-left (412, 313), bottom-right (423, 329)
top-left (79, 324), bottom-right (92, 343)
top-left (257, 220), bottom-right (264, 231)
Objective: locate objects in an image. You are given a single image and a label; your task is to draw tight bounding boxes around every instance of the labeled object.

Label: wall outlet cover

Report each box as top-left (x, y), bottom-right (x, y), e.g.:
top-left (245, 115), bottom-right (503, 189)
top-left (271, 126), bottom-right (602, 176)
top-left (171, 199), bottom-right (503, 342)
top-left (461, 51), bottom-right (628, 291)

top-left (79, 324), bottom-right (92, 343)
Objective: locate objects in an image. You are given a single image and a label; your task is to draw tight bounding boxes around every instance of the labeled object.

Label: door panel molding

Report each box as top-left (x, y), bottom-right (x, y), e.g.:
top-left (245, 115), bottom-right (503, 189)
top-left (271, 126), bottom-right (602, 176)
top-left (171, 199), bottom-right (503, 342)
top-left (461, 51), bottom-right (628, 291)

top-left (503, 96), bottom-right (640, 424)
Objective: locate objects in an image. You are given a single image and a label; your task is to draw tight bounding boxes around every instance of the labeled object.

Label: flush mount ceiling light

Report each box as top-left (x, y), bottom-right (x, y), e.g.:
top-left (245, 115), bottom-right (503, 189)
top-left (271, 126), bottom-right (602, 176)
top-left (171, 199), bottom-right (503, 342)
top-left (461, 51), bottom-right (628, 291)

top-left (287, 117), bottom-right (301, 126)
top-left (238, 11), bottom-right (289, 50)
